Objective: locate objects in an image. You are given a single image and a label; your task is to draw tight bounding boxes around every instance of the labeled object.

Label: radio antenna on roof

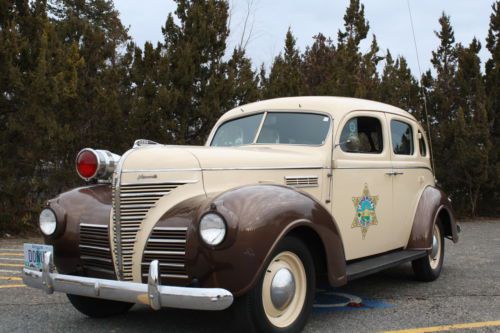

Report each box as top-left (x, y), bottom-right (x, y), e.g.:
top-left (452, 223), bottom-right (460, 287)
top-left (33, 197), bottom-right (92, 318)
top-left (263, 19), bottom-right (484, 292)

top-left (406, 0), bottom-right (437, 178)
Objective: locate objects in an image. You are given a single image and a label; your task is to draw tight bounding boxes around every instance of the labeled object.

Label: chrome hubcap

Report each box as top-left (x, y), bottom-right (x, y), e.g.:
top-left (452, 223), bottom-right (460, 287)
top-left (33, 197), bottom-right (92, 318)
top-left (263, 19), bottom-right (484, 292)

top-left (270, 268), bottom-right (296, 310)
top-left (431, 233), bottom-right (439, 258)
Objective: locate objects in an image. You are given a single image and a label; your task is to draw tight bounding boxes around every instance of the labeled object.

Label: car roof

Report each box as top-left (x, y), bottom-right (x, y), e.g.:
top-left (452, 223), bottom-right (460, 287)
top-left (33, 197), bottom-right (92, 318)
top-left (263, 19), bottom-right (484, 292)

top-left (218, 96), bottom-right (418, 123)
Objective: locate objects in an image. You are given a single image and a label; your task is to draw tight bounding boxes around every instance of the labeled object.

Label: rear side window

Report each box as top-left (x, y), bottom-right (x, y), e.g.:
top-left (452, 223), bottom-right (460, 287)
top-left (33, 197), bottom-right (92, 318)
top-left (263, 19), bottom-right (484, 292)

top-left (418, 131), bottom-right (427, 157)
top-left (391, 120), bottom-right (414, 155)
top-left (339, 116), bottom-right (383, 154)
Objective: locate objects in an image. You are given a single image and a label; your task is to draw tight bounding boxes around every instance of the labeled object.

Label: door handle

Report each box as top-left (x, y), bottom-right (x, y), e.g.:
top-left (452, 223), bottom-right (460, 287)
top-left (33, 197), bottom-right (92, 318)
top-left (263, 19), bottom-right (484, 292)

top-left (386, 171), bottom-right (404, 176)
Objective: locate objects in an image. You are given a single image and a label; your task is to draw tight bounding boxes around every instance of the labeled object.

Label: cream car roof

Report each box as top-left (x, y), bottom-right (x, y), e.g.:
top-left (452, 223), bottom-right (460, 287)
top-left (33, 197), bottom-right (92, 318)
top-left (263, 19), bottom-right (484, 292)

top-left (217, 96), bottom-right (417, 124)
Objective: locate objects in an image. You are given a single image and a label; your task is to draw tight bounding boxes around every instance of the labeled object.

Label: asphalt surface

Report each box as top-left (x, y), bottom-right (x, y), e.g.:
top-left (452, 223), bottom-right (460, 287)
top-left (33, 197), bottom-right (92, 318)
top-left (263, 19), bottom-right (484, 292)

top-left (0, 221), bottom-right (499, 333)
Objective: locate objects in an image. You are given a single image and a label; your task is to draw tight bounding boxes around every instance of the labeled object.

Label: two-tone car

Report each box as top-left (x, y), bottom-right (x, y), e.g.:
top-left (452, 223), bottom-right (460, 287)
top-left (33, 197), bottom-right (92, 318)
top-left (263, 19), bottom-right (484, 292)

top-left (23, 97), bottom-right (459, 333)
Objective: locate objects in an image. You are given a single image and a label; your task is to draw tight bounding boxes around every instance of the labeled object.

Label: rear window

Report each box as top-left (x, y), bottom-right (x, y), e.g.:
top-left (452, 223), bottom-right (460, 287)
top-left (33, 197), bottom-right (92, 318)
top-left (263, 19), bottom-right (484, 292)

top-left (391, 120), bottom-right (414, 155)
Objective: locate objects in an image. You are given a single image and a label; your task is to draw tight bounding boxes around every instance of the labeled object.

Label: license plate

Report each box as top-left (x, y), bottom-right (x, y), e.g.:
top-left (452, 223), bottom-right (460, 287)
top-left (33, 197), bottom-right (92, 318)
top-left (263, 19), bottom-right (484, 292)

top-left (24, 243), bottom-right (54, 271)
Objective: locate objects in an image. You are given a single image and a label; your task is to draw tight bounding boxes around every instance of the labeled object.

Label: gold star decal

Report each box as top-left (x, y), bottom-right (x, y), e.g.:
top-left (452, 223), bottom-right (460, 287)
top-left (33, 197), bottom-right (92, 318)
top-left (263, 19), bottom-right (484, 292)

top-left (352, 184), bottom-right (379, 239)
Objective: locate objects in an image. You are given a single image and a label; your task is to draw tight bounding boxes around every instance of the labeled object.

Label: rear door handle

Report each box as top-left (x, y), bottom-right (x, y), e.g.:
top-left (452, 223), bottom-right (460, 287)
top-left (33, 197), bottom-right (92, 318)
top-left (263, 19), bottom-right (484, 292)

top-left (386, 171), bottom-right (404, 176)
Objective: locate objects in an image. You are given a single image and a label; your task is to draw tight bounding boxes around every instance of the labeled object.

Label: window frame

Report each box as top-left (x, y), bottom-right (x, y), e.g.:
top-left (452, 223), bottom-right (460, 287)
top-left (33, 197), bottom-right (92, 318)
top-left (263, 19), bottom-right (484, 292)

top-left (210, 112), bottom-right (265, 147)
top-left (210, 110), bottom-right (333, 147)
top-left (338, 115), bottom-right (385, 155)
top-left (418, 130), bottom-right (428, 157)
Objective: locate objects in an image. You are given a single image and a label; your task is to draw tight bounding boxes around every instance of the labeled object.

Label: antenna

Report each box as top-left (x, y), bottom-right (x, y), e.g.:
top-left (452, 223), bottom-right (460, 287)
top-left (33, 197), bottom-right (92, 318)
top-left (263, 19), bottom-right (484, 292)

top-left (406, 0), bottom-right (437, 177)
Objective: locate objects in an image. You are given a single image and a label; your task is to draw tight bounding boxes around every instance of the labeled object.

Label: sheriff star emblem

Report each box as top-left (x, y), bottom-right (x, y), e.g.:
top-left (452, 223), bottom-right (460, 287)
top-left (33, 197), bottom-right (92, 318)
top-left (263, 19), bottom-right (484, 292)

top-left (352, 184), bottom-right (379, 239)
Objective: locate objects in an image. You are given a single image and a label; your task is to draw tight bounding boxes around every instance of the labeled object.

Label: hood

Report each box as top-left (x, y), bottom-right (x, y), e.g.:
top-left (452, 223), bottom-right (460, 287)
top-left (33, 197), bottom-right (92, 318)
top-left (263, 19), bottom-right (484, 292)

top-left (121, 145), bottom-right (326, 172)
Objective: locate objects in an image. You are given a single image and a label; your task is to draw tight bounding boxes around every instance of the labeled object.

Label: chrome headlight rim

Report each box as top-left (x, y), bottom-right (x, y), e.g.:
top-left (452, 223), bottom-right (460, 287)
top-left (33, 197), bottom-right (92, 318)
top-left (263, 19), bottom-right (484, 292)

top-left (39, 208), bottom-right (58, 237)
top-left (199, 212), bottom-right (227, 247)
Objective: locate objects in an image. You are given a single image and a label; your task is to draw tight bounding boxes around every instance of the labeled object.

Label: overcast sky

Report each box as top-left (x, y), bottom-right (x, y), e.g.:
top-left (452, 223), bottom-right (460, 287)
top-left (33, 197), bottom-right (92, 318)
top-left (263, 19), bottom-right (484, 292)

top-left (113, 0), bottom-right (494, 76)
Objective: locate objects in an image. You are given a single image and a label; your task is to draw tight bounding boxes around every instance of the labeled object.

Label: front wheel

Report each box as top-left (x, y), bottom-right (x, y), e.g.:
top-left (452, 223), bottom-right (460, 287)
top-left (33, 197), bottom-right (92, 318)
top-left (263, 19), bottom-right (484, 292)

top-left (233, 236), bottom-right (316, 333)
top-left (67, 294), bottom-right (134, 318)
top-left (412, 220), bottom-right (445, 281)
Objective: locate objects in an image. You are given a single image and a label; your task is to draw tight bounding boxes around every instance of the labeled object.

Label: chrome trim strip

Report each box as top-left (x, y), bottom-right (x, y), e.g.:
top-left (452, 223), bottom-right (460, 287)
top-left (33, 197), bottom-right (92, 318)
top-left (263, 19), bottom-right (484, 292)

top-left (144, 250), bottom-right (186, 256)
top-left (152, 227), bottom-right (188, 231)
top-left (120, 192), bottom-right (171, 198)
top-left (203, 166), bottom-right (324, 171)
top-left (80, 223), bottom-right (108, 229)
top-left (23, 253), bottom-right (233, 311)
top-left (80, 256), bottom-right (113, 263)
top-left (141, 262), bottom-right (185, 268)
top-left (147, 239), bottom-right (186, 244)
top-left (79, 245), bottom-right (110, 252)
top-left (141, 273), bottom-right (189, 279)
top-left (120, 180), bottom-right (197, 185)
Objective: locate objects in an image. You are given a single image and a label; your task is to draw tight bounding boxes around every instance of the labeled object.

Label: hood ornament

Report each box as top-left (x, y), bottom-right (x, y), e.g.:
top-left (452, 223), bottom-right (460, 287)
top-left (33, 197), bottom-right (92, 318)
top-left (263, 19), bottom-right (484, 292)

top-left (133, 139), bottom-right (160, 148)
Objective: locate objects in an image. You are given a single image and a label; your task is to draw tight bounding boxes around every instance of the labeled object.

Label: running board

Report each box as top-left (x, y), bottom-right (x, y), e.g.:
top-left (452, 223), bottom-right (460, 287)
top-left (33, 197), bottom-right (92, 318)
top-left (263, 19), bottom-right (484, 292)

top-left (346, 250), bottom-right (427, 281)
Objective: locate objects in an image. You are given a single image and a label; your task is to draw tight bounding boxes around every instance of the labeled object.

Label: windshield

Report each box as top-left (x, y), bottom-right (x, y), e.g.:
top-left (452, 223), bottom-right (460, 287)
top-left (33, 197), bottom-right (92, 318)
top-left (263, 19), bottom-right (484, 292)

top-left (210, 112), bottom-right (331, 147)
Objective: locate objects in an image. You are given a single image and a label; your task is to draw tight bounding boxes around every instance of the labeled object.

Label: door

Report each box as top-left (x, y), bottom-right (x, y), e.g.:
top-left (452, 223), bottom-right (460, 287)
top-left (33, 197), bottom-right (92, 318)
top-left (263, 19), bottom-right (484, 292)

top-left (387, 115), bottom-right (434, 245)
top-left (331, 111), bottom-right (397, 260)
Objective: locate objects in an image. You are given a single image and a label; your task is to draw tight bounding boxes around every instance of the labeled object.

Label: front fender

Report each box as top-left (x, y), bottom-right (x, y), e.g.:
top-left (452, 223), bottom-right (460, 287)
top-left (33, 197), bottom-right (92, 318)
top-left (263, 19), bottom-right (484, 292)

top-left (407, 186), bottom-right (459, 250)
top-left (44, 184), bottom-right (112, 275)
top-left (182, 185), bottom-right (346, 296)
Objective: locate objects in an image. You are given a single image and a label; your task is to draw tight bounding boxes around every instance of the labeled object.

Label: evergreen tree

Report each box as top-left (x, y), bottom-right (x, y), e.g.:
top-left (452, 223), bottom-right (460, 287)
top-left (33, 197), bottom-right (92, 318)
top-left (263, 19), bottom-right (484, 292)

top-left (302, 33), bottom-right (336, 95)
top-left (452, 40), bottom-right (491, 216)
top-left (264, 28), bottom-right (303, 98)
top-left (427, 13), bottom-right (459, 193)
top-left (334, 0), bottom-right (369, 97)
top-left (485, 0), bottom-right (500, 215)
top-left (380, 51), bottom-right (421, 116)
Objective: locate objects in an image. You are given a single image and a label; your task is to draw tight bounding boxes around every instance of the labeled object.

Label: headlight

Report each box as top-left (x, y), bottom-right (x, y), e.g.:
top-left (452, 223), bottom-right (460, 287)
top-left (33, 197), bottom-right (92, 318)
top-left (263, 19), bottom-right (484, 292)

top-left (39, 209), bottom-right (57, 236)
top-left (199, 213), bottom-right (226, 246)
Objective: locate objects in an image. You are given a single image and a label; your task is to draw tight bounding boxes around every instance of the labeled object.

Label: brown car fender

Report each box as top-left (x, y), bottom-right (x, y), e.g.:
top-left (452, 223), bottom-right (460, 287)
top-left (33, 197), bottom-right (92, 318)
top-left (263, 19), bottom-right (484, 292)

top-left (44, 184), bottom-right (113, 276)
top-left (407, 185), bottom-right (459, 250)
top-left (183, 184), bottom-right (347, 296)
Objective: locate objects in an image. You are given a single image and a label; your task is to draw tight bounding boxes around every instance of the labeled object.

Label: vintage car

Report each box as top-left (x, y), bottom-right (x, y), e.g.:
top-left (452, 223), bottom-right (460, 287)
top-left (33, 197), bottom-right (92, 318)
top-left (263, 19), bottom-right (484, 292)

top-left (23, 97), bottom-right (459, 332)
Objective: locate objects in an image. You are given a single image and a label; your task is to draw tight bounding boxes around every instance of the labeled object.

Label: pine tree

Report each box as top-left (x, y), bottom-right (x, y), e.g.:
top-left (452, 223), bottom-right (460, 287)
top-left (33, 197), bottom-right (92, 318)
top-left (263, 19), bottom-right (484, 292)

top-left (380, 51), bottom-right (420, 117)
top-left (158, 0), bottom-right (230, 144)
top-left (427, 13), bottom-right (459, 193)
top-left (452, 39), bottom-right (491, 216)
top-left (485, 1), bottom-right (500, 215)
top-left (264, 28), bottom-right (303, 98)
top-left (334, 0), bottom-right (369, 97)
top-left (302, 33), bottom-right (336, 95)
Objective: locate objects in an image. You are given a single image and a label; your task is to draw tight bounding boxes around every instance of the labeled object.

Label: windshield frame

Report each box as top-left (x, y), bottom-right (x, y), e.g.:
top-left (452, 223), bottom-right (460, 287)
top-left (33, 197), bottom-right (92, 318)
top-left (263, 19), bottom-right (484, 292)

top-left (208, 110), bottom-right (333, 147)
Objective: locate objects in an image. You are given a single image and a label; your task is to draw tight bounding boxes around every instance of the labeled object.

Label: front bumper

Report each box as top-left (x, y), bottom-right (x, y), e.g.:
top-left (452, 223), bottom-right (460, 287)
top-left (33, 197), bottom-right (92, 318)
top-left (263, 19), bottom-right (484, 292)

top-left (23, 252), bottom-right (233, 311)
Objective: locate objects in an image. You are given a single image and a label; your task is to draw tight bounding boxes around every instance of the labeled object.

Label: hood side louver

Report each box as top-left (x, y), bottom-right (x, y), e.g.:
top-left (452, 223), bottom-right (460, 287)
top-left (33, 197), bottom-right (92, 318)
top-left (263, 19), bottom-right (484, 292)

top-left (284, 176), bottom-right (319, 188)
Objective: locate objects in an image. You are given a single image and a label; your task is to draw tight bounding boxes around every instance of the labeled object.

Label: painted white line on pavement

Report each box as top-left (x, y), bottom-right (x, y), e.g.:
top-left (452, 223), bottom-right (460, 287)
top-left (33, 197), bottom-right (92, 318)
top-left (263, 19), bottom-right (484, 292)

top-left (0, 269), bottom-right (22, 274)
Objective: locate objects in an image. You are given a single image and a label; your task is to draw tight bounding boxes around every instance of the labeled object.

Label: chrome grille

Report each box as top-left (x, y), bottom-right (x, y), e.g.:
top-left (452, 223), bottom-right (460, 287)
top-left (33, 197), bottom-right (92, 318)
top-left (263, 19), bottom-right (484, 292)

top-left (79, 223), bottom-right (114, 275)
top-left (285, 176), bottom-right (319, 187)
top-left (141, 227), bottom-right (188, 282)
top-left (112, 182), bottom-right (184, 281)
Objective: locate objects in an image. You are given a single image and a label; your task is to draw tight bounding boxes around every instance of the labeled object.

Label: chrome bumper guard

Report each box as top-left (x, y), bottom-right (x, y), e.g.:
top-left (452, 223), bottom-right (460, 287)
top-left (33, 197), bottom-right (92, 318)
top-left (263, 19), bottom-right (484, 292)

top-left (22, 252), bottom-right (233, 311)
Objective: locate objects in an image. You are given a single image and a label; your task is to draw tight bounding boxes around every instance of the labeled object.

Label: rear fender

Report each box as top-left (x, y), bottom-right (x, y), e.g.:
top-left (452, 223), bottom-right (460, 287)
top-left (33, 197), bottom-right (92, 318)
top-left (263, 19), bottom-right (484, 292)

top-left (407, 186), bottom-right (458, 250)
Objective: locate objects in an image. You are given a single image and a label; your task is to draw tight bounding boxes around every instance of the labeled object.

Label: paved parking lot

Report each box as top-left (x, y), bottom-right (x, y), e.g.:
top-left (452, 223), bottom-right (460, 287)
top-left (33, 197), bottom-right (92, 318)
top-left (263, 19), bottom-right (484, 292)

top-left (1, 221), bottom-right (499, 333)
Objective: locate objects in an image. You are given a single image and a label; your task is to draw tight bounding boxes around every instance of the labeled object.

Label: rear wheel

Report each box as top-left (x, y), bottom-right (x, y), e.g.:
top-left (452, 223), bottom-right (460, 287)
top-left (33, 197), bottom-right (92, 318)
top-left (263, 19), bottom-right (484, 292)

top-left (67, 294), bottom-right (134, 318)
top-left (412, 220), bottom-right (445, 281)
top-left (232, 236), bottom-right (316, 333)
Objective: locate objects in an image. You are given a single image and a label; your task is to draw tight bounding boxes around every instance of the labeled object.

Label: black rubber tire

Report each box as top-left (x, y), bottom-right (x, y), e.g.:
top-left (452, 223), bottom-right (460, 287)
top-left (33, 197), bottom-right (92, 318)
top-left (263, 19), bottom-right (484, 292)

top-left (67, 294), bottom-right (134, 318)
top-left (412, 219), bottom-right (445, 282)
top-left (232, 236), bottom-right (316, 333)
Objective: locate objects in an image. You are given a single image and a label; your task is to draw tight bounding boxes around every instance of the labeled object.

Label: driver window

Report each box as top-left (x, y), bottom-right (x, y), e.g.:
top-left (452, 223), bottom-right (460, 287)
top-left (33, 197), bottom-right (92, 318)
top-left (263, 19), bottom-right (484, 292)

top-left (339, 116), bottom-right (383, 154)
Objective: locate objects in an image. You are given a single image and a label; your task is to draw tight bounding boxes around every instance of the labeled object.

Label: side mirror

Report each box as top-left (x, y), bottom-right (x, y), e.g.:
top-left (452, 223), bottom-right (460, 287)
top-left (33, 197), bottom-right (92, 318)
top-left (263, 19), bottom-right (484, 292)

top-left (334, 136), bottom-right (360, 151)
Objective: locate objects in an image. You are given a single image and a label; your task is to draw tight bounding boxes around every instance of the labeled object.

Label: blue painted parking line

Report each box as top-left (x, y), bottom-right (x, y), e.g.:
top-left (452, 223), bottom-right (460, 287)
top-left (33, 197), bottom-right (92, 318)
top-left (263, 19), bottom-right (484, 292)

top-left (313, 288), bottom-right (393, 313)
